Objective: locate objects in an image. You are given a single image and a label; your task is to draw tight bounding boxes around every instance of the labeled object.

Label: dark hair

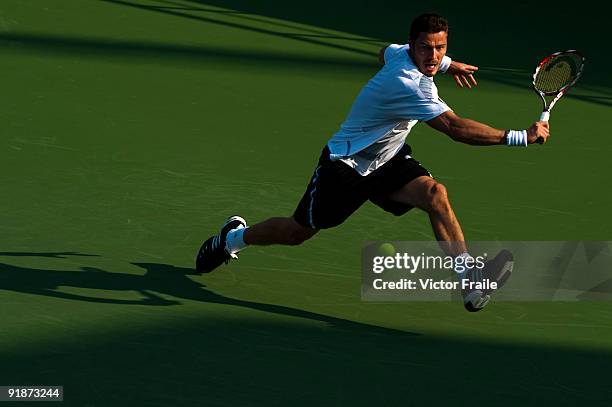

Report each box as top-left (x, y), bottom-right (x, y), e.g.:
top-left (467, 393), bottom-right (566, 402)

top-left (409, 13), bottom-right (448, 41)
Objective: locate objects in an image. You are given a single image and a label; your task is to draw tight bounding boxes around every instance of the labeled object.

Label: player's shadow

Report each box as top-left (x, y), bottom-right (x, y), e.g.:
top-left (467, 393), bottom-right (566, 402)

top-left (3, 253), bottom-right (612, 407)
top-left (0, 251), bottom-right (100, 259)
top-left (0, 252), bottom-right (417, 336)
top-left (134, 262), bottom-right (418, 335)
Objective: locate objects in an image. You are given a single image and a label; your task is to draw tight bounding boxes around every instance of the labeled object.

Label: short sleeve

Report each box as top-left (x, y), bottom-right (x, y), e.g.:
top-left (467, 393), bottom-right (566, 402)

top-left (405, 98), bottom-right (450, 122)
top-left (396, 80), bottom-right (451, 122)
top-left (383, 44), bottom-right (406, 63)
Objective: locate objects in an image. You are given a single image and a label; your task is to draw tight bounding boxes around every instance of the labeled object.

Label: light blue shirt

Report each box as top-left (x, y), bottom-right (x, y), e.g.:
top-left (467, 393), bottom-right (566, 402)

top-left (327, 44), bottom-right (451, 175)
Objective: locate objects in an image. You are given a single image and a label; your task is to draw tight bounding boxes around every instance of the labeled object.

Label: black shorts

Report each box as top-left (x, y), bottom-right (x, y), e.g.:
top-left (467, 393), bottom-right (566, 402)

top-left (293, 144), bottom-right (431, 229)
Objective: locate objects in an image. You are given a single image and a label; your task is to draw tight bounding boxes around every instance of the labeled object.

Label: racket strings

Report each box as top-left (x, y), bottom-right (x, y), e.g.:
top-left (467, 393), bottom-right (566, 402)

top-left (534, 54), bottom-right (582, 93)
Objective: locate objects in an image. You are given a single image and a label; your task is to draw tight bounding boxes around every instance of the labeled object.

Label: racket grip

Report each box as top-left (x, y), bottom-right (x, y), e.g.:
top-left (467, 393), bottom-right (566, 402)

top-left (536, 111), bottom-right (550, 144)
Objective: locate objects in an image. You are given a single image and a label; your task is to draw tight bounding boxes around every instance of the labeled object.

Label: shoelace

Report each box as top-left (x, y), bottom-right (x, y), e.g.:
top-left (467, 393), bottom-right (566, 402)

top-left (211, 234), bottom-right (221, 250)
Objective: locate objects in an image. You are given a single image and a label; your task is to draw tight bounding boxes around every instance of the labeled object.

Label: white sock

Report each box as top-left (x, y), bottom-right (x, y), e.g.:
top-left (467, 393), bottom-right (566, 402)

top-left (454, 252), bottom-right (474, 276)
top-left (226, 226), bottom-right (248, 254)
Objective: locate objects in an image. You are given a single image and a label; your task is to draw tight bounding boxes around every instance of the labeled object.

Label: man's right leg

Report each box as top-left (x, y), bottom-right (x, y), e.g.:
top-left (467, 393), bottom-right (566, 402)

top-left (243, 217), bottom-right (318, 246)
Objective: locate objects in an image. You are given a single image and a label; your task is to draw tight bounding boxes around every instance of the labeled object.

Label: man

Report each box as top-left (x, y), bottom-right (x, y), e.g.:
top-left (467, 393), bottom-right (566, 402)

top-left (196, 13), bottom-right (549, 311)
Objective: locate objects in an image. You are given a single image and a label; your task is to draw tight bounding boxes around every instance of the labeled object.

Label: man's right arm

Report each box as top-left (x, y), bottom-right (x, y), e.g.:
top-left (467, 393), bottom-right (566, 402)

top-left (427, 110), bottom-right (550, 145)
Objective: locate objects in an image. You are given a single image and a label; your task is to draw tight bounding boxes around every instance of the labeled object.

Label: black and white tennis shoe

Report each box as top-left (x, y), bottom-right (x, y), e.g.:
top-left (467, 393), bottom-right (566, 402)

top-left (461, 249), bottom-right (514, 312)
top-left (195, 215), bottom-right (247, 274)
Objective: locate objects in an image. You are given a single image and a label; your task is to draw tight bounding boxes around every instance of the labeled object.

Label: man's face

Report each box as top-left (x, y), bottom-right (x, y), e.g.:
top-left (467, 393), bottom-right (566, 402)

top-left (409, 31), bottom-right (448, 76)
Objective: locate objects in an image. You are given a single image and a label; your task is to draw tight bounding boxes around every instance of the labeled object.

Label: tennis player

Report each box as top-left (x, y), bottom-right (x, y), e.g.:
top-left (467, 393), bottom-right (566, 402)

top-left (196, 13), bottom-right (550, 311)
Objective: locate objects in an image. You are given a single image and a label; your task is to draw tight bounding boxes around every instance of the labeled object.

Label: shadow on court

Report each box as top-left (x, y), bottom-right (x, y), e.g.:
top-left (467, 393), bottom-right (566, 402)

top-left (0, 252), bottom-right (415, 335)
top-left (0, 298), bottom-right (611, 405)
top-left (0, 31), bottom-right (608, 108)
top-left (100, 0), bottom-right (377, 58)
top-left (3, 0), bottom-right (603, 107)
top-left (102, 0), bottom-right (612, 105)
top-left (1, 254), bottom-right (612, 405)
top-left (0, 251), bottom-right (99, 258)
top-left (4, 1), bottom-right (612, 106)
top-left (0, 31), bottom-right (378, 71)
top-left (181, 0), bottom-right (611, 87)
top-left (101, 0), bottom-right (611, 89)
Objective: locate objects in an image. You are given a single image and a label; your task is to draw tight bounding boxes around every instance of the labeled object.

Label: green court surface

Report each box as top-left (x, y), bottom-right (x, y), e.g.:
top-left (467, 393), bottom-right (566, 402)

top-left (1, 1), bottom-right (612, 406)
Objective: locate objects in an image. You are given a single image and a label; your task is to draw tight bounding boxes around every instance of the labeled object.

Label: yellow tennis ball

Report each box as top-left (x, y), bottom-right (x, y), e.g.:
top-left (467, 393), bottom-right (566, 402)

top-left (378, 243), bottom-right (396, 256)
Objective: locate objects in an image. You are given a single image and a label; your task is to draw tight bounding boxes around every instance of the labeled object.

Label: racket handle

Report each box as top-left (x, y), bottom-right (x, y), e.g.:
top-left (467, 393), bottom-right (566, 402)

top-left (536, 111), bottom-right (550, 144)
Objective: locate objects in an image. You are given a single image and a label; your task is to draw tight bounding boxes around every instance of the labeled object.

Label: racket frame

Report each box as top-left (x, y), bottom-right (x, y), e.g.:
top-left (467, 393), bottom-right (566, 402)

top-left (533, 50), bottom-right (586, 121)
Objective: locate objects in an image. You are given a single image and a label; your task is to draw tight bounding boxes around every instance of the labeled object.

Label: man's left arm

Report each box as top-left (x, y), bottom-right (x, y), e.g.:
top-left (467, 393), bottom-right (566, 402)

top-left (377, 45), bottom-right (479, 89)
top-left (445, 61), bottom-right (479, 89)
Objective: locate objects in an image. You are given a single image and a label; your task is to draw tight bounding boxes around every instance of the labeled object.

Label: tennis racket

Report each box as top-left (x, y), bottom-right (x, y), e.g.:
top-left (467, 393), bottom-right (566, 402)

top-left (533, 50), bottom-right (585, 143)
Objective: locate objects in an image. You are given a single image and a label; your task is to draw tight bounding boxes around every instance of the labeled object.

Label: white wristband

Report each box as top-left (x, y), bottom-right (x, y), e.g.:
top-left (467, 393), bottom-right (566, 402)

top-left (506, 130), bottom-right (528, 147)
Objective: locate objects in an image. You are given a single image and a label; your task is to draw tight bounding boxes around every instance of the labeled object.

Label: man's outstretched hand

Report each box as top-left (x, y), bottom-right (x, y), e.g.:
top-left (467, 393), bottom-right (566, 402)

top-left (447, 61), bottom-right (478, 89)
